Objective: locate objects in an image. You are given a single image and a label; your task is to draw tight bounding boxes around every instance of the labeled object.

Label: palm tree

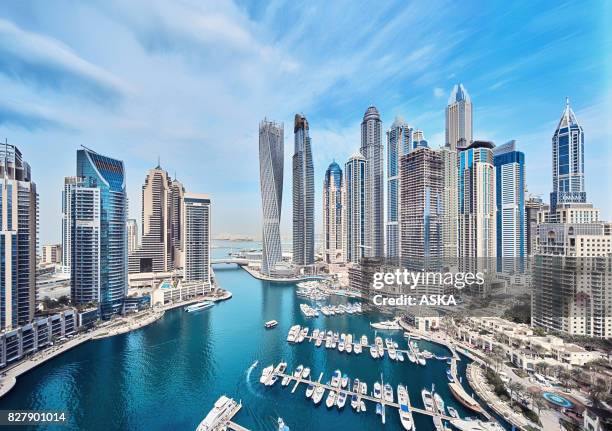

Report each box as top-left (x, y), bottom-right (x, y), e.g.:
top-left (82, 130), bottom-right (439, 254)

top-left (508, 381), bottom-right (522, 406)
top-left (533, 395), bottom-right (547, 416)
top-left (570, 367), bottom-right (584, 388)
top-left (588, 382), bottom-right (606, 408)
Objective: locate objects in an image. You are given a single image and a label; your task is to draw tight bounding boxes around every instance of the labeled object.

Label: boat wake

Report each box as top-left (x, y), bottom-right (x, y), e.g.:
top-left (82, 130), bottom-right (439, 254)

top-left (244, 360), bottom-right (265, 399)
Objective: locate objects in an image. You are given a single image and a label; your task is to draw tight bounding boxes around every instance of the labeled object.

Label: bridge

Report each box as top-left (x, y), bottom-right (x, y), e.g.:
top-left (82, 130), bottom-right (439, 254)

top-left (211, 258), bottom-right (250, 265)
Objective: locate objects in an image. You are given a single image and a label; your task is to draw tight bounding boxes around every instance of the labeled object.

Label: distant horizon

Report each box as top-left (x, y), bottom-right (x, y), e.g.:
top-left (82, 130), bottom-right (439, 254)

top-left (1, 1), bottom-right (610, 245)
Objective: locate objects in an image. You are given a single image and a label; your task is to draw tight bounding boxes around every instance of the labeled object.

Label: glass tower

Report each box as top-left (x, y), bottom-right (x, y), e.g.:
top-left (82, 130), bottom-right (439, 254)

top-left (445, 83), bottom-right (473, 151)
top-left (292, 114), bottom-right (314, 266)
top-left (323, 161), bottom-right (343, 263)
top-left (343, 153), bottom-right (367, 263)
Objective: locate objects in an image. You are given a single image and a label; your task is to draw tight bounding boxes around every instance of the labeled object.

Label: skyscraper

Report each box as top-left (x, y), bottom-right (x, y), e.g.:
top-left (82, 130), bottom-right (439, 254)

top-left (441, 147), bottom-right (458, 263)
top-left (183, 193), bottom-right (211, 283)
top-left (0, 143), bottom-right (37, 330)
top-left (550, 98), bottom-right (585, 214)
top-left (259, 120), bottom-right (284, 276)
top-left (292, 114), bottom-right (314, 266)
top-left (360, 106), bottom-right (384, 258)
top-left (126, 219), bottom-right (138, 253)
top-left (525, 195), bottom-right (544, 257)
top-left (71, 147), bottom-right (127, 318)
top-left (386, 116), bottom-right (411, 259)
top-left (128, 166), bottom-right (184, 274)
top-left (62, 176), bottom-right (79, 273)
top-left (458, 141), bottom-right (496, 273)
top-left (445, 84), bottom-right (473, 151)
top-left (343, 153), bottom-right (367, 263)
top-left (400, 147), bottom-right (443, 270)
top-left (323, 161), bottom-right (343, 264)
top-left (493, 141), bottom-right (525, 273)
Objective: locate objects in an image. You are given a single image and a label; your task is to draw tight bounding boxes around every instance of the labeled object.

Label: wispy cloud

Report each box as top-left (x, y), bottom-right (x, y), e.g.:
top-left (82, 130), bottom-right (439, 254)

top-left (0, 99), bottom-right (71, 131)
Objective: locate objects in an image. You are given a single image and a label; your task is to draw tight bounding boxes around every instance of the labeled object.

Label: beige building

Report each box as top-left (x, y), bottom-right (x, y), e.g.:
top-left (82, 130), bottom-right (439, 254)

top-left (41, 244), bottom-right (62, 265)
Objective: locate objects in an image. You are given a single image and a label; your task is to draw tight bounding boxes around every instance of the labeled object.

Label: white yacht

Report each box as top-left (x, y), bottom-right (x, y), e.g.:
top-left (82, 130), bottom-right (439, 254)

top-left (421, 388), bottom-right (434, 412)
top-left (301, 367), bottom-right (310, 379)
top-left (293, 365), bottom-right (304, 378)
top-left (383, 383), bottom-right (394, 403)
top-left (305, 384), bottom-right (315, 398)
top-left (184, 301), bottom-right (214, 313)
top-left (370, 345), bottom-right (379, 359)
top-left (336, 390), bottom-right (347, 409)
top-left (397, 385), bottom-right (415, 431)
top-left (196, 395), bottom-right (239, 431)
top-left (434, 393), bottom-right (446, 416)
top-left (312, 386), bottom-right (325, 405)
top-left (259, 365), bottom-right (274, 384)
top-left (450, 419), bottom-right (505, 431)
top-left (373, 381), bottom-right (382, 399)
top-left (330, 370), bottom-right (341, 388)
top-left (360, 335), bottom-right (368, 346)
top-left (325, 390), bottom-right (337, 408)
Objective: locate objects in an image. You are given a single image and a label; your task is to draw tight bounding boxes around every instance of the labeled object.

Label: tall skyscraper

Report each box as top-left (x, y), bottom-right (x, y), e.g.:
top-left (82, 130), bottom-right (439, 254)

top-left (126, 219), bottom-right (139, 253)
top-left (360, 106), bottom-right (384, 258)
top-left (458, 141), bottom-right (496, 272)
top-left (71, 147), bottom-right (127, 318)
top-left (399, 147), bottom-right (443, 270)
top-left (0, 143), bottom-right (37, 330)
top-left (493, 141), bottom-right (526, 273)
top-left (183, 193), bottom-right (211, 283)
top-left (292, 114), bottom-right (314, 266)
top-left (259, 120), bottom-right (284, 276)
top-left (441, 147), bottom-right (458, 263)
top-left (323, 161), bottom-right (343, 264)
top-left (343, 153), bottom-right (367, 263)
top-left (550, 98), bottom-right (585, 214)
top-left (445, 83), bottom-right (473, 151)
top-left (62, 176), bottom-right (79, 273)
top-left (386, 117), bottom-right (411, 259)
top-left (128, 166), bottom-right (184, 273)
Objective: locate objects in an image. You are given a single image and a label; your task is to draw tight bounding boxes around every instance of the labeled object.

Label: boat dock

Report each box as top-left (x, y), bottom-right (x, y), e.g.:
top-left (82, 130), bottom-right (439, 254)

top-left (266, 369), bottom-right (455, 422)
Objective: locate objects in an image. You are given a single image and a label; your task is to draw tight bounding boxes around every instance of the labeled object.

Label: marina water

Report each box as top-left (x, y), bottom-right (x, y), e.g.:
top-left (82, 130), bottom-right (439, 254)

top-left (0, 241), bottom-right (508, 430)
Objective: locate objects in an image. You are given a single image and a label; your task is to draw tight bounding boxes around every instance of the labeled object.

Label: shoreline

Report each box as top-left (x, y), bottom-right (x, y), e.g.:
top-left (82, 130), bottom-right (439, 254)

top-left (240, 265), bottom-right (327, 283)
top-left (0, 289), bottom-right (232, 399)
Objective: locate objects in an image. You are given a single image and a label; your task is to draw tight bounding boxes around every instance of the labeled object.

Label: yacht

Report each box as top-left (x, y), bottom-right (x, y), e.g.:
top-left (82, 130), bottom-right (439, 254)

top-left (312, 386), bottom-right (325, 405)
top-left (287, 325), bottom-right (301, 343)
top-left (341, 374), bottom-right (349, 388)
top-left (338, 339), bottom-right (345, 352)
top-left (298, 327), bottom-right (308, 343)
top-left (336, 391), bottom-right (347, 409)
top-left (370, 318), bottom-right (401, 330)
top-left (434, 392), bottom-right (446, 416)
top-left (325, 390), bottom-right (337, 408)
top-left (196, 395), bottom-right (239, 431)
top-left (330, 370), bottom-right (341, 388)
top-left (274, 362), bottom-right (287, 374)
top-left (259, 365), bottom-right (274, 384)
top-left (293, 365), bottom-right (304, 378)
top-left (351, 393), bottom-right (360, 410)
top-left (360, 382), bottom-right (368, 396)
top-left (301, 367), bottom-right (310, 379)
top-left (305, 384), bottom-right (315, 398)
top-left (184, 301), bottom-right (214, 313)
top-left (267, 374), bottom-right (278, 386)
top-left (373, 381), bottom-right (382, 399)
top-left (264, 320), bottom-right (278, 329)
top-left (397, 385), bottom-right (415, 431)
top-left (397, 351), bottom-right (405, 362)
top-left (281, 375), bottom-right (291, 386)
top-left (407, 350), bottom-right (416, 363)
top-left (353, 342), bottom-right (362, 354)
top-left (370, 345), bottom-right (379, 359)
top-left (450, 420), bottom-right (505, 431)
top-left (447, 406), bottom-right (459, 419)
top-left (361, 335), bottom-right (368, 346)
top-left (421, 388), bottom-right (434, 412)
top-left (383, 383), bottom-right (394, 403)
top-left (346, 334), bottom-right (353, 353)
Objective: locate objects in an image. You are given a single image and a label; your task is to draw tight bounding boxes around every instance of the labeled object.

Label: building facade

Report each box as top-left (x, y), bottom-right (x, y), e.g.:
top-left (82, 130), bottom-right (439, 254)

top-left (493, 141), bottom-right (525, 273)
top-left (292, 114), bottom-right (314, 266)
top-left (550, 98), bottom-right (585, 214)
top-left (41, 244), bottom-right (62, 265)
top-left (399, 147), bottom-right (443, 270)
top-left (458, 141), bottom-right (497, 273)
top-left (445, 83), bottom-right (472, 151)
top-left (61, 176), bottom-right (80, 273)
top-left (0, 144), bottom-right (37, 330)
top-left (126, 219), bottom-right (138, 253)
top-left (343, 153), bottom-right (367, 263)
top-left (259, 120), bottom-right (284, 276)
top-left (71, 147), bottom-right (127, 318)
top-left (525, 195), bottom-right (544, 257)
top-left (323, 162), bottom-right (343, 264)
top-left (360, 106), bottom-right (384, 258)
top-left (441, 147), bottom-right (458, 264)
top-left (182, 193), bottom-right (211, 283)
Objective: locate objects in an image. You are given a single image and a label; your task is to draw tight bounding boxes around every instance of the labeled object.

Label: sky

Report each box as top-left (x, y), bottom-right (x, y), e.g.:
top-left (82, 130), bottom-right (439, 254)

top-left (0, 0), bottom-right (611, 245)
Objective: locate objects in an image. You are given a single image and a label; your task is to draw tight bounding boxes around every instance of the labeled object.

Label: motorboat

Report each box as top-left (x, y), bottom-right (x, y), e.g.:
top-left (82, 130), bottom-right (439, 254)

top-left (373, 381), bottom-right (382, 399)
top-left (336, 391), bottom-right (347, 409)
top-left (312, 329), bottom-right (320, 339)
top-left (370, 345), bottom-right (379, 359)
top-left (264, 320), bottom-right (278, 329)
top-left (351, 393), bottom-right (360, 410)
top-left (287, 325), bottom-right (301, 343)
top-left (448, 406), bottom-right (459, 418)
top-left (450, 419), bottom-right (505, 431)
top-left (353, 343), bottom-right (362, 354)
top-left (422, 388), bottom-right (434, 412)
top-left (341, 374), bottom-right (349, 388)
top-left (346, 334), bottom-right (353, 353)
top-left (312, 386), bottom-right (325, 405)
top-left (330, 370), bottom-right (341, 388)
top-left (360, 382), bottom-right (368, 396)
top-left (361, 335), bottom-right (368, 346)
top-left (267, 374), bottom-right (278, 386)
top-left (305, 384), bottom-right (315, 398)
top-left (275, 362), bottom-right (287, 374)
top-left (325, 390), bottom-right (337, 408)
top-left (383, 383), bottom-right (394, 403)
top-left (298, 327), bottom-right (308, 343)
top-left (397, 384), bottom-right (415, 431)
top-left (302, 367), bottom-right (311, 379)
top-left (434, 392), bottom-right (446, 416)
top-left (338, 340), bottom-right (345, 352)
top-left (281, 375), bottom-right (291, 386)
top-left (407, 350), bottom-right (416, 363)
top-left (397, 351), bottom-right (405, 362)
top-left (260, 365), bottom-right (274, 384)
top-left (293, 365), bottom-right (304, 378)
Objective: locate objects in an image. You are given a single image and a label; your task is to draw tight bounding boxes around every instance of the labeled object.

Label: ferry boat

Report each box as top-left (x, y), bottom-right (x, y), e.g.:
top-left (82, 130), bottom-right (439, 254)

top-left (184, 301), bottom-right (214, 313)
top-left (312, 386), bottom-right (325, 405)
top-left (397, 384), bottom-right (415, 431)
top-left (421, 388), bottom-right (434, 412)
top-left (450, 419), bottom-right (505, 431)
top-left (264, 320), bottom-right (278, 329)
top-left (196, 395), bottom-right (240, 431)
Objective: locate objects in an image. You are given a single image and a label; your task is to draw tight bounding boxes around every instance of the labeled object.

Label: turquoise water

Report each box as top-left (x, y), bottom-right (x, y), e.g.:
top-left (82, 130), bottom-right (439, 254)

top-left (0, 241), bottom-right (507, 430)
top-left (542, 392), bottom-right (573, 408)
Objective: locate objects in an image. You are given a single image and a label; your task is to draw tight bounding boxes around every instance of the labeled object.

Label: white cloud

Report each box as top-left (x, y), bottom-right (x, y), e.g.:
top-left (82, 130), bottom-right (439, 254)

top-left (433, 87), bottom-right (445, 98)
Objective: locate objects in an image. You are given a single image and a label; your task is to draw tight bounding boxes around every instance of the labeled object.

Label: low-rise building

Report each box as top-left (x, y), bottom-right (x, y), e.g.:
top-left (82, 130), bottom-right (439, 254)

top-left (150, 279), bottom-right (212, 307)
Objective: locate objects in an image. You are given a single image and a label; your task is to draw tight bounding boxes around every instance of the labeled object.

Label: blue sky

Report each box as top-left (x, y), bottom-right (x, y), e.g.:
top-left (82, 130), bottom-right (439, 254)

top-left (0, 0), bottom-right (610, 244)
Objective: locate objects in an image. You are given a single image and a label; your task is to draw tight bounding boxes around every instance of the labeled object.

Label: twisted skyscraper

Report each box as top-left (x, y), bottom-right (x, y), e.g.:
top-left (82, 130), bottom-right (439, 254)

top-left (360, 106), bottom-right (384, 258)
top-left (259, 120), bottom-right (284, 276)
top-left (292, 114), bottom-right (314, 265)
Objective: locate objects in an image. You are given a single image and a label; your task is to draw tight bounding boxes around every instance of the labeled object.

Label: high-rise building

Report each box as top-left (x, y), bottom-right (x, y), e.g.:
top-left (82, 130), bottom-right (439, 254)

top-left (42, 244), bottom-right (62, 265)
top-left (323, 161), bottom-right (343, 264)
top-left (458, 141), bottom-right (496, 273)
top-left (343, 153), bottom-right (367, 263)
top-left (0, 143), bottom-right (37, 330)
top-left (399, 147), bottom-right (443, 270)
top-left (183, 193), bottom-right (211, 283)
top-left (62, 176), bottom-right (79, 273)
top-left (445, 84), bottom-right (473, 151)
top-left (550, 98), bottom-right (585, 214)
top-left (493, 141), bottom-right (526, 273)
top-left (126, 219), bottom-right (138, 253)
top-left (259, 120), bottom-right (284, 276)
top-left (170, 179), bottom-right (185, 267)
top-left (386, 117), bottom-right (411, 259)
top-left (441, 147), bottom-right (458, 263)
top-left (360, 106), bottom-right (384, 258)
top-left (71, 147), bottom-right (127, 318)
top-left (128, 166), bottom-right (184, 274)
top-left (525, 195), bottom-right (544, 257)
top-left (292, 114), bottom-right (314, 266)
